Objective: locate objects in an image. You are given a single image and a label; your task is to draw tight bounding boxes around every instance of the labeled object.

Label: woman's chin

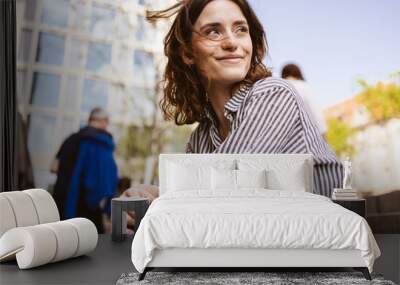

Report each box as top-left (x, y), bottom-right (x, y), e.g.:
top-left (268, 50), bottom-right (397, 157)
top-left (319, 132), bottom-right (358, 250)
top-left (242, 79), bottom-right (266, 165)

top-left (216, 73), bottom-right (247, 85)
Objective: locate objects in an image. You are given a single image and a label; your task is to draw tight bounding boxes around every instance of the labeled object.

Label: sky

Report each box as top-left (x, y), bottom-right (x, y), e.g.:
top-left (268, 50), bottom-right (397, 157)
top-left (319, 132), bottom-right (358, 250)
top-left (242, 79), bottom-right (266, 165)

top-left (248, 0), bottom-right (400, 108)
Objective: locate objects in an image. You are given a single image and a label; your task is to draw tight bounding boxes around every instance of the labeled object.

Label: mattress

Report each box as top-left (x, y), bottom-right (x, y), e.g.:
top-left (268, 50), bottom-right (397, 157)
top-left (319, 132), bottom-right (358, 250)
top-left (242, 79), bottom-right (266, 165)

top-left (131, 190), bottom-right (380, 273)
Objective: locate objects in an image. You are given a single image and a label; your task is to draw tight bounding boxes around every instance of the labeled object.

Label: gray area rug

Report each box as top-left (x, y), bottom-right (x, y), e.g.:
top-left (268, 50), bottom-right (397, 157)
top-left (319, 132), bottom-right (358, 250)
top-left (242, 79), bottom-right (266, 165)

top-left (116, 272), bottom-right (396, 285)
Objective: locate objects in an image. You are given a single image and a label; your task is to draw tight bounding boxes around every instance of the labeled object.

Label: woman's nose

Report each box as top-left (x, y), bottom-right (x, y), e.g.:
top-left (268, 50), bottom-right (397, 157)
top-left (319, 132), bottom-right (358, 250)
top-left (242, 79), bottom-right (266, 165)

top-left (220, 32), bottom-right (238, 51)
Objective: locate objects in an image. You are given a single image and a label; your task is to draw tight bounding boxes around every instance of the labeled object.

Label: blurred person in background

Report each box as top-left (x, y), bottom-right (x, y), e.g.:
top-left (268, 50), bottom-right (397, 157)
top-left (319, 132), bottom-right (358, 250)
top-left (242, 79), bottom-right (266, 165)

top-left (281, 63), bottom-right (327, 138)
top-left (51, 107), bottom-right (118, 233)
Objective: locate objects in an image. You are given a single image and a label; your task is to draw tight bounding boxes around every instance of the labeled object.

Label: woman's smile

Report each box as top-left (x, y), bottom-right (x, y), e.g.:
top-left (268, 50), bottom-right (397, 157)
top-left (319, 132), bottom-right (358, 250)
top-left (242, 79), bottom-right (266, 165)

top-left (216, 54), bottom-right (244, 64)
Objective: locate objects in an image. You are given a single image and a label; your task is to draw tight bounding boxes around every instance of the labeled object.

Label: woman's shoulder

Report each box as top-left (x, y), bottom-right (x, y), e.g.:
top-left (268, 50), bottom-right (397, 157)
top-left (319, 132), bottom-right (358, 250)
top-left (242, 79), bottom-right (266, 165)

top-left (239, 77), bottom-right (299, 106)
top-left (247, 77), bottom-right (300, 103)
top-left (188, 122), bottom-right (208, 139)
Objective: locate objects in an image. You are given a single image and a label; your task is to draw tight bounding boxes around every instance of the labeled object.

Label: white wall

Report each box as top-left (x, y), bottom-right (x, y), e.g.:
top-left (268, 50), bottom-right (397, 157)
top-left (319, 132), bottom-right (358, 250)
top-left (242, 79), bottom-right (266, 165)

top-left (352, 118), bottom-right (400, 195)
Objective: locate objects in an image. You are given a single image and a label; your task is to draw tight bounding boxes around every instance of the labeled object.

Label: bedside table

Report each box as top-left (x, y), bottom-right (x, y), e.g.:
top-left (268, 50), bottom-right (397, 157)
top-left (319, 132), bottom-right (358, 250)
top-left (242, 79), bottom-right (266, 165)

top-left (111, 197), bottom-right (150, 241)
top-left (332, 198), bottom-right (366, 218)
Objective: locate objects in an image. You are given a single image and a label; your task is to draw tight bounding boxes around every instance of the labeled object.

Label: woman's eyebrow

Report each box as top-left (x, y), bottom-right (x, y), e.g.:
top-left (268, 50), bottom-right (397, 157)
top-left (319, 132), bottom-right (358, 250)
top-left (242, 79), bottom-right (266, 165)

top-left (199, 22), bottom-right (221, 31)
top-left (232, 20), bottom-right (248, 26)
top-left (200, 19), bottom-right (248, 30)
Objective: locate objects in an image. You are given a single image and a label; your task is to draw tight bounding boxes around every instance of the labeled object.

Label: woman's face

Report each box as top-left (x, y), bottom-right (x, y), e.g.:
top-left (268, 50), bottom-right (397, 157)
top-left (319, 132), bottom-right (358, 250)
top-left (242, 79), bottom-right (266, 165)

top-left (190, 0), bottom-right (253, 87)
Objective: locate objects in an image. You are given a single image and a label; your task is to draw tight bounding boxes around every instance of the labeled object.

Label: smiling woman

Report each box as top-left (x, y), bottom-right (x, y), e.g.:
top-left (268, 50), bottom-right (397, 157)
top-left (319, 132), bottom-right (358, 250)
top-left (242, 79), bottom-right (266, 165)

top-left (147, 0), bottom-right (270, 127)
top-left (135, 0), bottom-right (343, 197)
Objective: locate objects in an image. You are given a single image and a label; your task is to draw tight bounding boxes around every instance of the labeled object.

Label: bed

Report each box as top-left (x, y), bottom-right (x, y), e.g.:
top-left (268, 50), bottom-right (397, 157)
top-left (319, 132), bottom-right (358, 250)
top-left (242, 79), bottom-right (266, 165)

top-left (131, 154), bottom-right (380, 280)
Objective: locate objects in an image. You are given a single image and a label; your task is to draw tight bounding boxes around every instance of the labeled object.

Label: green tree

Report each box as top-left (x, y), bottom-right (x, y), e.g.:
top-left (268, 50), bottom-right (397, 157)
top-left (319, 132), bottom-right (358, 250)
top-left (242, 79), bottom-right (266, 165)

top-left (357, 79), bottom-right (400, 122)
top-left (116, 122), bottom-right (193, 183)
top-left (326, 73), bottom-right (400, 159)
top-left (326, 118), bottom-right (356, 158)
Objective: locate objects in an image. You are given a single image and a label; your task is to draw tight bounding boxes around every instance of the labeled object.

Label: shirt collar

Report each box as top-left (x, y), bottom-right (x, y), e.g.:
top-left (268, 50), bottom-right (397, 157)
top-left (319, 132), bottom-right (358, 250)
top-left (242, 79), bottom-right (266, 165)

top-left (204, 83), bottom-right (251, 122)
top-left (224, 84), bottom-right (251, 113)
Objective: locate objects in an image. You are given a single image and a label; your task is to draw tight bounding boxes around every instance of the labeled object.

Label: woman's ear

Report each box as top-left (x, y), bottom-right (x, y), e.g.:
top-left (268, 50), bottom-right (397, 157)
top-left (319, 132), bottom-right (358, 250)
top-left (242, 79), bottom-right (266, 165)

top-left (180, 47), bottom-right (194, 65)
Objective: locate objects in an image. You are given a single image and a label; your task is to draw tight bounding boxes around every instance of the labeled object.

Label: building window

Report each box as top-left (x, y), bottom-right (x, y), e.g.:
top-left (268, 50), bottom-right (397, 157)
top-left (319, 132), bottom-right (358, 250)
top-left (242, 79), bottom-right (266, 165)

top-left (69, 0), bottom-right (89, 31)
top-left (90, 4), bottom-right (115, 37)
top-left (66, 38), bottom-right (85, 69)
top-left (85, 42), bottom-right (112, 72)
top-left (132, 87), bottom-right (155, 118)
top-left (30, 72), bottom-right (61, 109)
top-left (116, 13), bottom-right (134, 41)
top-left (82, 79), bottom-right (108, 112)
top-left (135, 15), bottom-right (145, 41)
top-left (18, 29), bottom-right (32, 62)
top-left (28, 113), bottom-right (56, 153)
top-left (117, 47), bottom-right (132, 76)
top-left (17, 70), bottom-right (28, 105)
top-left (61, 118), bottom-right (77, 140)
top-left (36, 32), bottom-right (65, 66)
top-left (135, 14), bottom-right (155, 42)
top-left (64, 76), bottom-right (80, 112)
top-left (133, 50), bottom-right (155, 85)
top-left (110, 85), bottom-right (155, 122)
top-left (41, 0), bottom-right (69, 28)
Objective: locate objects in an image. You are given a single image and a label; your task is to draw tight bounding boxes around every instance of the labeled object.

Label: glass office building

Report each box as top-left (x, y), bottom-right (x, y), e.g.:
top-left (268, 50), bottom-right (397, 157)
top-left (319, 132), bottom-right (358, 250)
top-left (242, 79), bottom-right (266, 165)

top-left (16, 0), bottom-right (172, 187)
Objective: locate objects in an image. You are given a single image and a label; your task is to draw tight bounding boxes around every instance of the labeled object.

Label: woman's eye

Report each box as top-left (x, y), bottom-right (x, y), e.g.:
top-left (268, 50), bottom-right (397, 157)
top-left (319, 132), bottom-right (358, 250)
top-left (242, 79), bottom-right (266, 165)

top-left (236, 26), bottom-right (249, 33)
top-left (203, 28), bottom-right (221, 40)
top-left (206, 28), bottom-right (220, 36)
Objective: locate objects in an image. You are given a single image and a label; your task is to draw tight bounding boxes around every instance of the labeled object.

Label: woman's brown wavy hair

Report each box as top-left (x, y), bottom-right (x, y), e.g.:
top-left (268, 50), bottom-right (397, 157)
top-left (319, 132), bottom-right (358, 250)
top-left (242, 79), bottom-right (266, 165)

top-left (147, 0), bottom-right (271, 125)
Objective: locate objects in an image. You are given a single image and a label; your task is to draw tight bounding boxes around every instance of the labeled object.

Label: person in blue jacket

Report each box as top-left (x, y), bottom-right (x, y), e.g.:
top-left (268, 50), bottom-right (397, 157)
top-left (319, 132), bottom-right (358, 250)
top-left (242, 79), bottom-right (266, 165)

top-left (51, 107), bottom-right (118, 233)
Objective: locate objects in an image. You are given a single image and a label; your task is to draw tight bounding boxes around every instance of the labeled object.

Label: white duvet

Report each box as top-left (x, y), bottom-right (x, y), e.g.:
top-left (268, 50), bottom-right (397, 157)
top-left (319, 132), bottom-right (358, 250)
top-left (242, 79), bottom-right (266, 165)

top-left (131, 190), bottom-right (380, 273)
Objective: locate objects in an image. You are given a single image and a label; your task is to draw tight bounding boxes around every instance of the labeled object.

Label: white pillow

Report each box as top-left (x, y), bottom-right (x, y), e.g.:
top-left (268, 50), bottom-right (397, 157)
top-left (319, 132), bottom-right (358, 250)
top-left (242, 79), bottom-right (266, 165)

top-left (211, 168), bottom-right (236, 190)
top-left (237, 169), bottom-right (267, 189)
top-left (211, 168), bottom-right (268, 190)
top-left (266, 169), bottom-right (306, 191)
top-left (160, 155), bottom-right (237, 195)
top-left (167, 162), bottom-right (211, 191)
top-left (238, 159), bottom-right (307, 191)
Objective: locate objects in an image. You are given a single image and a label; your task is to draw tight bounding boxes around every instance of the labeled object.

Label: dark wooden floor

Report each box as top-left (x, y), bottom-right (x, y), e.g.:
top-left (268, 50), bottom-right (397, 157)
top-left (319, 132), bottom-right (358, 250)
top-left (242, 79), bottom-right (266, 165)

top-left (373, 234), bottom-right (400, 284)
top-left (0, 234), bottom-right (398, 284)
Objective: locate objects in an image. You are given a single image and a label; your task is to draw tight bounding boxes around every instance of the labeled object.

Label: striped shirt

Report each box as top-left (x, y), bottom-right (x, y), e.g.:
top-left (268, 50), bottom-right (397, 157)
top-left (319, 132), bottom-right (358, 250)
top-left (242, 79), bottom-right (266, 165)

top-left (185, 77), bottom-right (343, 197)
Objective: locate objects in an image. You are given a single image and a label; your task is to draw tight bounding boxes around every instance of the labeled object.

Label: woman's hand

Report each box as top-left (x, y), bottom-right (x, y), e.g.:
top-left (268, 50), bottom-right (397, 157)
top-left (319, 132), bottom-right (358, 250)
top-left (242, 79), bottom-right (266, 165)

top-left (120, 184), bottom-right (159, 202)
top-left (119, 184), bottom-right (159, 231)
